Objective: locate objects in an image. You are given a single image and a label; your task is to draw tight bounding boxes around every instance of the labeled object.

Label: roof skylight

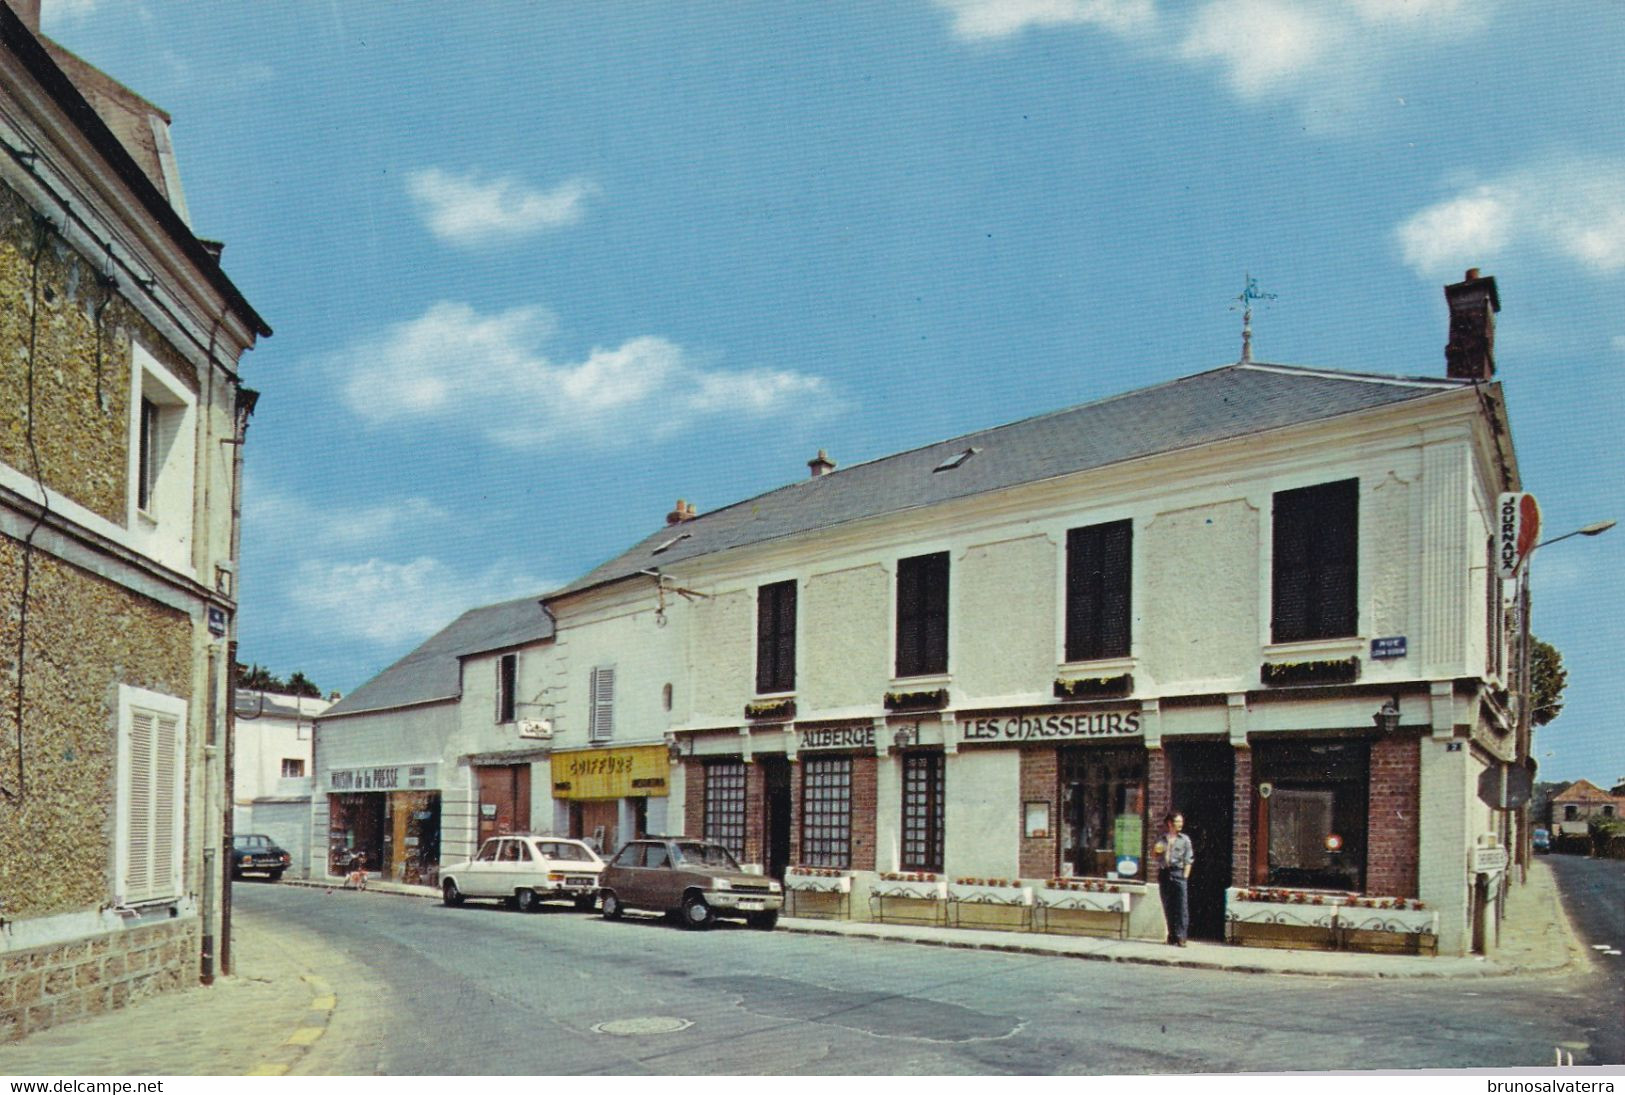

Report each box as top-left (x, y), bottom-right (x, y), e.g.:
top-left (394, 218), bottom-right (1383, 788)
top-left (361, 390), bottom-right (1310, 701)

top-left (933, 447), bottom-right (980, 472)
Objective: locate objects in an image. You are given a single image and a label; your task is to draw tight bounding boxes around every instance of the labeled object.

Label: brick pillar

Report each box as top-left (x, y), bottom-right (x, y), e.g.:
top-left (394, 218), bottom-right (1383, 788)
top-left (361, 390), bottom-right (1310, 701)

top-left (683, 759), bottom-right (705, 838)
top-left (851, 754), bottom-right (877, 871)
top-left (1367, 735), bottom-right (1421, 897)
top-left (1232, 747), bottom-right (1253, 886)
top-left (1019, 748), bottom-right (1059, 879)
top-left (788, 760), bottom-right (803, 867)
top-left (1147, 748), bottom-right (1170, 832)
top-left (744, 762), bottom-right (765, 865)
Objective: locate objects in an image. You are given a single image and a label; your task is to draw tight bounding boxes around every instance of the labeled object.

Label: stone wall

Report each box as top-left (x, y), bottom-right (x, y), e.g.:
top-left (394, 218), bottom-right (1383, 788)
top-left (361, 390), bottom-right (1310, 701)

top-left (0, 918), bottom-right (198, 1044)
top-left (0, 181), bottom-right (195, 526)
top-left (0, 542), bottom-right (192, 920)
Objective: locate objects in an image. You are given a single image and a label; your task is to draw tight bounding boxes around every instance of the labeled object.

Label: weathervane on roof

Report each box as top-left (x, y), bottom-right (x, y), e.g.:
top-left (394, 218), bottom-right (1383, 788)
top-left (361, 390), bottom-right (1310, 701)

top-left (1234, 274), bottom-right (1277, 364)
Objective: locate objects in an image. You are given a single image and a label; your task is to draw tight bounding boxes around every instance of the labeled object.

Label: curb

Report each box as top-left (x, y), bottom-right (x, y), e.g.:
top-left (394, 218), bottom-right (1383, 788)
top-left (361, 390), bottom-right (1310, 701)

top-left (245, 971), bottom-right (337, 1077)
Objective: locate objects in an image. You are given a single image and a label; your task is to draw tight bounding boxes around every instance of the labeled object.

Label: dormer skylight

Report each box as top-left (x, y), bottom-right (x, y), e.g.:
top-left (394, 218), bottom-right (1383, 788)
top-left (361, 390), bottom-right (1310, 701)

top-left (933, 447), bottom-right (980, 472)
top-left (652, 532), bottom-right (691, 555)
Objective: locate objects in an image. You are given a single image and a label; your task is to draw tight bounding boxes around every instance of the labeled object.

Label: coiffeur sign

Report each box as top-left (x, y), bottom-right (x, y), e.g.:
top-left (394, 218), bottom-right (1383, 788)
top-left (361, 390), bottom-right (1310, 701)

top-left (551, 745), bottom-right (669, 799)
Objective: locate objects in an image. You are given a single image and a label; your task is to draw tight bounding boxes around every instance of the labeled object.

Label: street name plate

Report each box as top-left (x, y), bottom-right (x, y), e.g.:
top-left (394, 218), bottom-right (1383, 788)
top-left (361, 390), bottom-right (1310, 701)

top-left (1472, 846), bottom-right (1509, 874)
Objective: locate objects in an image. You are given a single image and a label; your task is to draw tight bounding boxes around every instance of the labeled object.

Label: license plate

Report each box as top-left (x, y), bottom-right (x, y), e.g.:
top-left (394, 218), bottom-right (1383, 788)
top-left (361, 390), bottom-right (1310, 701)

top-left (566, 877), bottom-right (594, 887)
top-left (738, 900), bottom-right (765, 911)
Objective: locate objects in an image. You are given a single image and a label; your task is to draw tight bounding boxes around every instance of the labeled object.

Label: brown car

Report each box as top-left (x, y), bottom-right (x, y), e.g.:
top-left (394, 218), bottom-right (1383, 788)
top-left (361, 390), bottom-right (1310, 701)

top-left (599, 838), bottom-right (783, 930)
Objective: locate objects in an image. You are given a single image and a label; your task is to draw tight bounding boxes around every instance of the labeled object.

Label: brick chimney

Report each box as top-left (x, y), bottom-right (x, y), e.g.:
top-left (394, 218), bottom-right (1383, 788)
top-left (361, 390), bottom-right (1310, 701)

top-left (1444, 268), bottom-right (1500, 381)
top-left (807, 449), bottom-right (836, 478)
top-left (665, 499), bottom-right (696, 525)
top-left (3, 0), bottom-right (41, 33)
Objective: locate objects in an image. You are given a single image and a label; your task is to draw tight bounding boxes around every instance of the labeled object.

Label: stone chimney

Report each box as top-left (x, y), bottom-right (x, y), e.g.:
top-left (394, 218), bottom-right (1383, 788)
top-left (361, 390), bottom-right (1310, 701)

top-left (1444, 268), bottom-right (1500, 381)
top-left (3, 0), bottom-right (41, 33)
top-left (807, 449), bottom-right (836, 478)
top-left (665, 499), bottom-right (696, 525)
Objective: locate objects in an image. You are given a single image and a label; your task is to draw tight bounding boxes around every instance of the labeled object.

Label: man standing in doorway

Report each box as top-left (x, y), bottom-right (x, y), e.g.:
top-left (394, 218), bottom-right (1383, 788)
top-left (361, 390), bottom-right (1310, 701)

top-left (1156, 812), bottom-right (1194, 946)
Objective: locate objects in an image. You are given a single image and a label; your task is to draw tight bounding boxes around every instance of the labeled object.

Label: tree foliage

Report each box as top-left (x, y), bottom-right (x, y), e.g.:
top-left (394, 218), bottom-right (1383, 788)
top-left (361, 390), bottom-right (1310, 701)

top-left (235, 662), bottom-right (322, 698)
top-left (1529, 636), bottom-right (1567, 728)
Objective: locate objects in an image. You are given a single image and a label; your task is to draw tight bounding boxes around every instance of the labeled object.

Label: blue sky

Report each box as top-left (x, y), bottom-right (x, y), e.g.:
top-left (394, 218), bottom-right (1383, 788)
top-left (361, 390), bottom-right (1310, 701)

top-left (44, 1), bottom-right (1625, 786)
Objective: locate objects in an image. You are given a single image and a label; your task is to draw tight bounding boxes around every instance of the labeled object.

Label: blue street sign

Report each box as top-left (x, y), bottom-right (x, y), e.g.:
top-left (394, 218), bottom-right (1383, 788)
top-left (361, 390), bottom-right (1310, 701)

top-left (1371, 636), bottom-right (1407, 659)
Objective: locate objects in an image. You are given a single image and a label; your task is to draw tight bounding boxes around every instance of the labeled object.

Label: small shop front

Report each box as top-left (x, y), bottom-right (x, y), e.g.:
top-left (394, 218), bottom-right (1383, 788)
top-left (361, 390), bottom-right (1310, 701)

top-left (325, 763), bottom-right (441, 884)
top-left (550, 744), bottom-right (670, 856)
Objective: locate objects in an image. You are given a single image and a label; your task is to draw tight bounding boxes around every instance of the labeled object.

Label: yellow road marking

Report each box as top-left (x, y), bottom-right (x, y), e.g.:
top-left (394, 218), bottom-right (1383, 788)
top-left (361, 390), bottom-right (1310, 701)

top-left (285, 1026), bottom-right (326, 1046)
top-left (310, 994), bottom-right (337, 1011)
top-left (247, 1064), bottom-right (289, 1076)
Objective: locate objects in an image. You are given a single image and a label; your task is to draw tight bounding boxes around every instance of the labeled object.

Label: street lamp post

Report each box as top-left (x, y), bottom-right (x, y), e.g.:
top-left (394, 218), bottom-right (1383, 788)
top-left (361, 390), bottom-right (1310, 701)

top-left (1514, 518), bottom-right (1615, 877)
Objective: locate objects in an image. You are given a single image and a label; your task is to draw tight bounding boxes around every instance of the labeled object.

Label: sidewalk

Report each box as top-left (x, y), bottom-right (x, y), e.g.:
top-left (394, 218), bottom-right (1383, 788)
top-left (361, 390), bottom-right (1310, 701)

top-left (294, 857), bottom-right (1588, 979)
top-left (0, 905), bottom-right (349, 1077)
top-left (0, 862), bottom-right (1588, 1076)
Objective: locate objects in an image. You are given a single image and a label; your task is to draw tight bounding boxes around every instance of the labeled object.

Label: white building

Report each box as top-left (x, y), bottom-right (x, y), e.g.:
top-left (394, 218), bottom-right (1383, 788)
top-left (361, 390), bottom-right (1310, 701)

top-left (232, 690), bottom-right (327, 874)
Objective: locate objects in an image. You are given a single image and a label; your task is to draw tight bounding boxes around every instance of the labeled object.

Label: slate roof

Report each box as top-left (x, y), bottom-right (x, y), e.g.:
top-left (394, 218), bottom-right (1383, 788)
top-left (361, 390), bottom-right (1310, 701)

top-left (321, 593), bottom-right (555, 719)
top-left (552, 361), bottom-right (1474, 601)
top-left (234, 691), bottom-right (320, 720)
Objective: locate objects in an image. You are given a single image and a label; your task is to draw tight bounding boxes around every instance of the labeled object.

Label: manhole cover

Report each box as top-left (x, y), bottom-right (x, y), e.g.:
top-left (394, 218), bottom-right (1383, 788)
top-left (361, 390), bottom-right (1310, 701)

top-left (592, 1016), bottom-right (693, 1036)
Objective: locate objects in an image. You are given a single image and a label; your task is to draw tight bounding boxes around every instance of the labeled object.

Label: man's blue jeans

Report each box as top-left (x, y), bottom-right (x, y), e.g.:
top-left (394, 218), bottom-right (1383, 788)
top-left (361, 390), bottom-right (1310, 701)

top-left (1159, 872), bottom-right (1188, 943)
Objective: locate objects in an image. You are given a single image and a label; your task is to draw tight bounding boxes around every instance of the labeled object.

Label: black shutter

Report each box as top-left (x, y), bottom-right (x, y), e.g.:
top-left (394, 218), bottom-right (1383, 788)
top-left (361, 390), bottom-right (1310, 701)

top-left (897, 553), bottom-right (949, 677)
top-left (1273, 479), bottom-right (1358, 642)
top-left (1066, 521), bottom-right (1131, 661)
top-left (756, 580), bottom-right (797, 694)
top-left (776, 581), bottom-right (797, 691)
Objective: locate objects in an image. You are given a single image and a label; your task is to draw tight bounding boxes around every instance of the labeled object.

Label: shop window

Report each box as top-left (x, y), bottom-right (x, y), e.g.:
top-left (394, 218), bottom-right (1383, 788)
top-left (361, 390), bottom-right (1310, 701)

top-left (1272, 479), bottom-right (1358, 643)
top-left (1255, 739), bottom-right (1368, 891)
top-left (1065, 519), bottom-right (1132, 662)
top-left (497, 653), bottom-right (517, 723)
top-left (896, 552), bottom-right (949, 678)
top-left (756, 580), bottom-right (797, 694)
top-left (704, 760), bottom-right (748, 859)
top-left (901, 752), bottom-right (945, 872)
top-left (588, 666), bottom-right (615, 742)
top-left (801, 755), bottom-right (852, 869)
top-left (281, 757), bottom-right (305, 778)
top-left (1060, 746), bottom-right (1145, 878)
top-left (116, 685), bottom-right (187, 905)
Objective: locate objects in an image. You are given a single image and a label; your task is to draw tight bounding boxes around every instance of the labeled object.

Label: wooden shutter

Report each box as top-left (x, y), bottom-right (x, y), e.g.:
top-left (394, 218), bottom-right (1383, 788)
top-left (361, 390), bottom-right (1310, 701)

top-left (756, 580), bottom-right (797, 694)
top-left (1066, 520), bottom-right (1132, 661)
top-left (589, 667), bottom-right (615, 741)
top-left (126, 710), bottom-right (155, 899)
top-left (1272, 480), bottom-right (1357, 642)
top-left (124, 707), bottom-right (181, 903)
top-left (896, 553), bottom-right (949, 677)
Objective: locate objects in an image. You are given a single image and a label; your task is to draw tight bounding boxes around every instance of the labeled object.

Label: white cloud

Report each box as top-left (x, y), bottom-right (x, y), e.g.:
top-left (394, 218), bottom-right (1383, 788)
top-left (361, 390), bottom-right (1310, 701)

top-left (934, 0), bottom-right (1154, 41)
top-left (406, 169), bottom-right (598, 247)
top-left (1179, 1), bottom-right (1337, 100)
top-left (245, 486), bottom-right (449, 550)
top-left (289, 556), bottom-right (549, 646)
top-left (336, 301), bottom-right (835, 447)
top-left (1397, 161), bottom-right (1625, 278)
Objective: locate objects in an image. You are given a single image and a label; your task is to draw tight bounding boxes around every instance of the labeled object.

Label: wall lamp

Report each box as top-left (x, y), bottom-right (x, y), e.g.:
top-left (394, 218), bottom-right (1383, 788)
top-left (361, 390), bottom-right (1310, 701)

top-left (1373, 698), bottom-right (1401, 735)
top-left (893, 724), bottom-right (919, 751)
top-left (664, 731), bottom-right (689, 763)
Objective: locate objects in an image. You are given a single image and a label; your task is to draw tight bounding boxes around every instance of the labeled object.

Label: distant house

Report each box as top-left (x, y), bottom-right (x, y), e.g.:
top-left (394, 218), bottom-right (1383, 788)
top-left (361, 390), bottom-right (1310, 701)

top-left (1, 0), bottom-right (269, 1042)
top-left (233, 690), bottom-right (329, 875)
top-left (1550, 780), bottom-right (1622, 837)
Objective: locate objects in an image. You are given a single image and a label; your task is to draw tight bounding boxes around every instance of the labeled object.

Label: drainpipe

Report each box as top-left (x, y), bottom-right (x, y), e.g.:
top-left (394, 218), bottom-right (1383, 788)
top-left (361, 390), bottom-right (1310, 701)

top-left (221, 385), bottom-right (258, 977)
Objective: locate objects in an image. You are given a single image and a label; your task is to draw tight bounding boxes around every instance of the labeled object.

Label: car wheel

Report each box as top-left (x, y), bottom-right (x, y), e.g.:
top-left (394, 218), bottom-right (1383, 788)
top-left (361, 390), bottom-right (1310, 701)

top-left (747, 910), bottom-right (779, 931)
top-left (269, 870), bottom-right (285, 883)
top-left (516, 889), bottom-right (539, 913)
top-left (601, 891), bottom-right (623, 920)
top-left (573, 894), bottom-right (596, 912)
top-left (442, 878), bottom-right (465, 907)
top-left (681, 892), bottom-right (715, 931)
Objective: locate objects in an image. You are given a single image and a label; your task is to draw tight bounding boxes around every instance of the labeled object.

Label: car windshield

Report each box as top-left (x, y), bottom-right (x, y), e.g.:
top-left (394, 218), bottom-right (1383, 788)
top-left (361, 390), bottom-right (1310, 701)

top-left (541, 843), bottom-right (596, 863)
top-left (673, 842), bottom-right (740, 871)
top-left (235, 835), bottom-right (269, 849)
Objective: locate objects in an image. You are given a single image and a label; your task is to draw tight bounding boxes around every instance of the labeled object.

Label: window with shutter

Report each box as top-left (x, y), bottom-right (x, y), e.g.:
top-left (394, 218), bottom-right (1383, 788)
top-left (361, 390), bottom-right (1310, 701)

top-left (755, 580), bottom-right (797, 694)
top-left (896, 552), bottom-right (949, 678)
top-left (588, 666), bottom-right (615, 742)
top-left (1271, 479), bottom-right (1358, 643)
top-left (497, 653), bottom-right (517, 723)
top-left (117, 686), bottom-right (186, 905)
top-left (1065, 519), bottom-right (1132, 662)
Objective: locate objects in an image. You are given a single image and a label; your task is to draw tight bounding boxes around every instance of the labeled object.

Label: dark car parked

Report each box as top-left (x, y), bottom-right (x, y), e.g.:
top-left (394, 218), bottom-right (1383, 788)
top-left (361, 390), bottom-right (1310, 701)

top-left (232, 833), bottom-right (291, 881)
top-left (599, 837), bottom-right (783, 930)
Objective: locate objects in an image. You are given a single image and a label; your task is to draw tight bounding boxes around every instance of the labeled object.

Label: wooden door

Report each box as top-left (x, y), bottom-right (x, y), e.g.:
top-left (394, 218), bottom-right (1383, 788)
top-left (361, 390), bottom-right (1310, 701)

top-left (477, 765), bottom-right (532, 839)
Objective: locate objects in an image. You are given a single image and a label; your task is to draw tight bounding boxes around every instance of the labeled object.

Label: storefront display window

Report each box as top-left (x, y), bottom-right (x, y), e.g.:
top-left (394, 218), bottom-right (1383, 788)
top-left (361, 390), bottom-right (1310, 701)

top-left (1255, 739), bottom-right (1368, 891)
top-left (704, 760), bottom-right (747, 859)
top-left (901, 752), bottom-right (944, 872)
top-left (1061, 746), bottom-right (1145, 878)
top-left (801, 755), bottom-right (852, 868)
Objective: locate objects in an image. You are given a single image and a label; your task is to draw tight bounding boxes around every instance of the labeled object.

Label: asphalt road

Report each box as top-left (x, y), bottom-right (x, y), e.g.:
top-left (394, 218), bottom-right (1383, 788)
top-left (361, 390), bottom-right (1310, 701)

top-left (1545, 853), bottom-right (1625, 1063)
top-left (236, 883), bottom-right (1615, 1075)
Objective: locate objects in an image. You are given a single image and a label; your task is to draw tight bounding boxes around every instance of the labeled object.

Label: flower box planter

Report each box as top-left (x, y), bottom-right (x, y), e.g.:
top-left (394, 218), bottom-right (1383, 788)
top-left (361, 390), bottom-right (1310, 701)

top-left (1225, 888), bottom-right (1437, 954)
top-left (869, 874), bottom-right (948, 925)
top-left (785, 867), bottom-right (852, 920)
top-left (1053, 674), bottom-right (1133, 700)
top-left (1334, 901), bottom-right (1438, 955)
top-left (1260, 657), bottom-right (1360, 687)
top-left (744, 698), bottom-right (796, 721)
top-left (1035, 881), bottom-right (1135, 938)
top-left (872, 875), bottom-right (948, 901)
top-left (884, 689), bottom-right (948, 712)
top-left (785, 868), bottom-right (852, 894)
top-left (946, 880), bottom-right (1033, 932)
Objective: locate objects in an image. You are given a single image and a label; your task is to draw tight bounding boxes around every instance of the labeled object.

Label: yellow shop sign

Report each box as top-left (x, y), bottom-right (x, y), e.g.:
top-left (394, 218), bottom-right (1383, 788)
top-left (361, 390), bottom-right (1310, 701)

top-left (551, 745), bottom-right (669, 799)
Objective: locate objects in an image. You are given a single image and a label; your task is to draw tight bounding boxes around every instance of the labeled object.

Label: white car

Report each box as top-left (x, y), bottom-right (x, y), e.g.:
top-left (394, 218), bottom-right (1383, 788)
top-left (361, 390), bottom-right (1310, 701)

top-left (440, 835), bottom-right (605, 913)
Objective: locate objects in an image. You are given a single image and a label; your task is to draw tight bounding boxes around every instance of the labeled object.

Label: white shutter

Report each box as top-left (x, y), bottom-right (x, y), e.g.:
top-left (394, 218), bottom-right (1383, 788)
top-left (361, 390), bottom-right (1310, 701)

top-left (589, 667), bottom-right (615, 742)
top-left (125, 710), bottom-right (155, 900)
top-left (151, 713), bottom-right (179, 896)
